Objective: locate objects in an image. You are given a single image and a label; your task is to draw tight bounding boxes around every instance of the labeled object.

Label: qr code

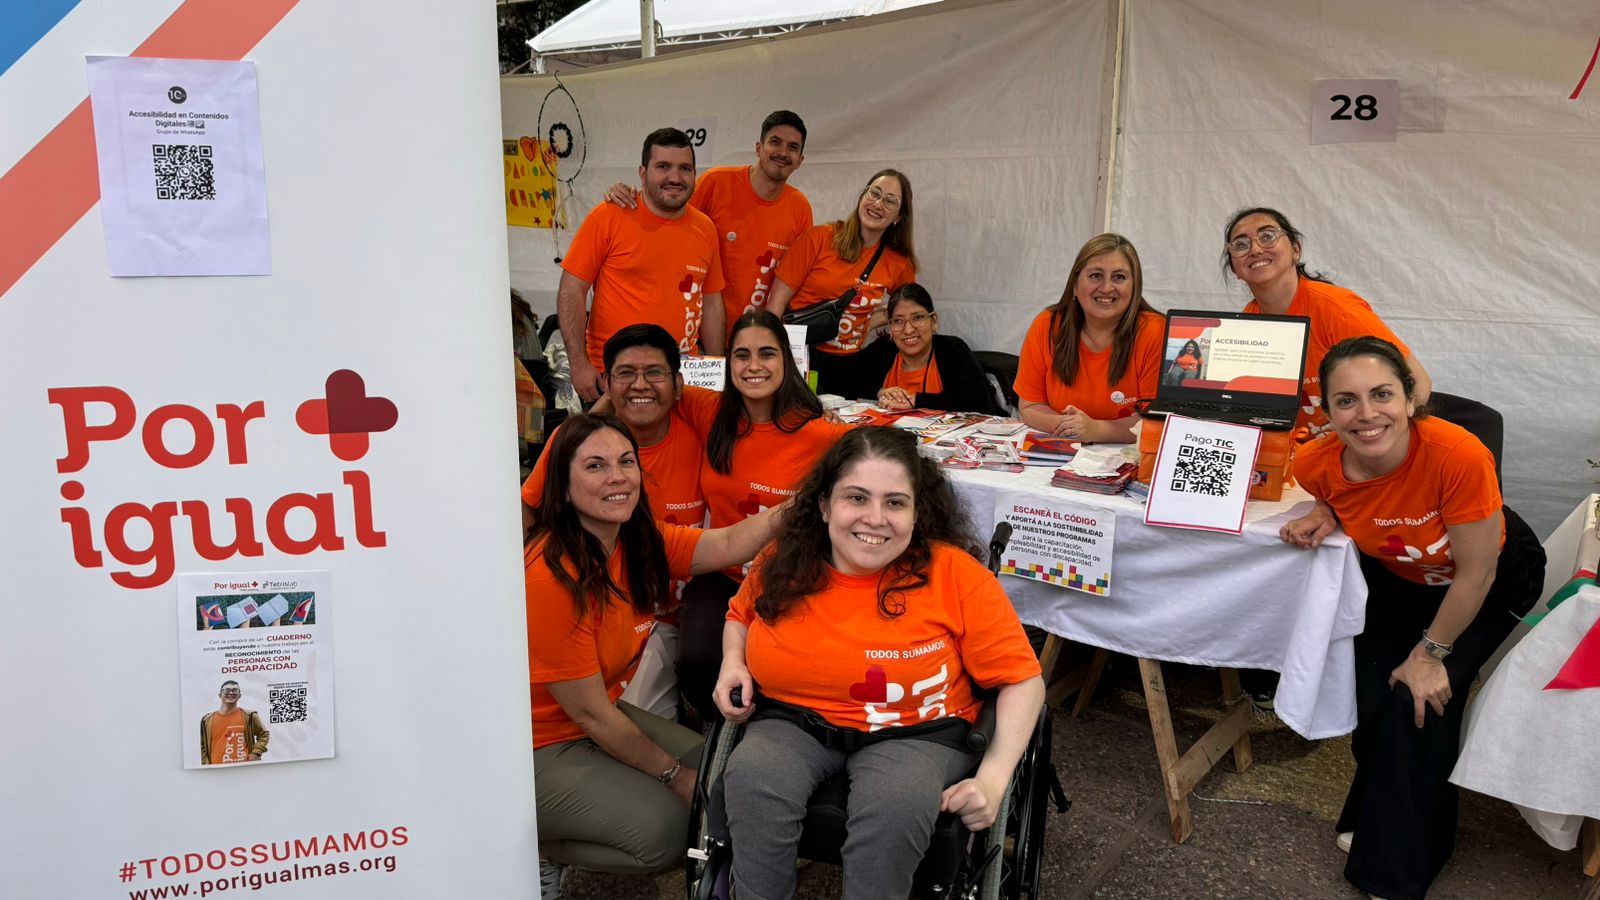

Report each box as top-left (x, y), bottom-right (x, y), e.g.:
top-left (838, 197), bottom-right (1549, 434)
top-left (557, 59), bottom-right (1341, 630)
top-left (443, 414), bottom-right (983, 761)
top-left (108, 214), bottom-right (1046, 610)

top-left (1170, 444), bottom-right (1236, 496)
top-left (152, 144), bottom-right (216, 199)
top-left (269, 685), bottom-right (307, 724)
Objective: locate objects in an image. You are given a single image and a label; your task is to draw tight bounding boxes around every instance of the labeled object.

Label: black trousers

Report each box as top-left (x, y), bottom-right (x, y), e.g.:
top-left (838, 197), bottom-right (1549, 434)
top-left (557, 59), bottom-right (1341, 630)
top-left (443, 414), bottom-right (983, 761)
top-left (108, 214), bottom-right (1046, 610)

top-left (1339, 507), bottom-right (1544, 899)
top-left (674, 571), bottom-right (741, 722)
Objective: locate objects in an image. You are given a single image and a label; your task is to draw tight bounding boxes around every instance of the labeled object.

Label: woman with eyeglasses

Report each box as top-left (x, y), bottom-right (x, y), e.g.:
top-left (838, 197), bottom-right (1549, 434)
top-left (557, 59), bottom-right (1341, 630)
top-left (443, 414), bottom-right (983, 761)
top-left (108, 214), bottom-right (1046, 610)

top-left (1223, 207), bottom-right (1431, 436)
top-left (855, 283), bottom-right (1002, 415)
top-left (1014, 233), bottom-right (1164, 443)
top-left (767, 169), bottom-right (919, 398)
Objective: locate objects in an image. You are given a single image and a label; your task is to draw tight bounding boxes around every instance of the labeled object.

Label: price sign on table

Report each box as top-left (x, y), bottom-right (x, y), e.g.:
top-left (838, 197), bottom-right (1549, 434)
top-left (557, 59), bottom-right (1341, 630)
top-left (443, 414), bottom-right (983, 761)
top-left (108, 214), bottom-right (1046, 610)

top-left (1310, 79), bottom-right (1398, 144)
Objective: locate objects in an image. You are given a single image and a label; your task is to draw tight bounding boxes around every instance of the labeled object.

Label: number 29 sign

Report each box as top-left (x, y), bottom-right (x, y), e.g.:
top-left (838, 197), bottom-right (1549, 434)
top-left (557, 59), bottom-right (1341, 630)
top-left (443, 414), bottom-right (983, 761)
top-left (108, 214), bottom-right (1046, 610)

top-left (1310, 79), bottom-right (1399, 145)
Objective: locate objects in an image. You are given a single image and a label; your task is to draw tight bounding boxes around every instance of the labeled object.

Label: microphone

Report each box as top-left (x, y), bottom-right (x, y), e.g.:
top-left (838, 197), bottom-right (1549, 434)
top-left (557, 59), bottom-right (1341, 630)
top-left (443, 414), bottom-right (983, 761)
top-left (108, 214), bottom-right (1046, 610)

top-left (987, 521), bottom-right (1013, 576)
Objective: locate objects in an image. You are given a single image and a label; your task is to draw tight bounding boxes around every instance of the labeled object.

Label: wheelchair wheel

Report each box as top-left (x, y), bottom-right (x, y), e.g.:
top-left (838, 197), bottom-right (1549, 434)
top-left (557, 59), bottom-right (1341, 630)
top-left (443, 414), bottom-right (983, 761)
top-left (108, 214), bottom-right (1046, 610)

top-left (685, 718), bottom-right (742, 900)
top-left (1000, 706), bottom-right (1066, 900)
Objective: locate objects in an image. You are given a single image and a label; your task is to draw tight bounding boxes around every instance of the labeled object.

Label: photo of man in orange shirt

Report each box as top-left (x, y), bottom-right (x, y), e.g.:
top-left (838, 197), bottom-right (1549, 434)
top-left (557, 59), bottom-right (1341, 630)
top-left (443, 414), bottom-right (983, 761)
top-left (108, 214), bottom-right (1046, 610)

top-left (199, 680), bottom-right (269, 765)
top-left (558, 127), bottom-right (727, 402)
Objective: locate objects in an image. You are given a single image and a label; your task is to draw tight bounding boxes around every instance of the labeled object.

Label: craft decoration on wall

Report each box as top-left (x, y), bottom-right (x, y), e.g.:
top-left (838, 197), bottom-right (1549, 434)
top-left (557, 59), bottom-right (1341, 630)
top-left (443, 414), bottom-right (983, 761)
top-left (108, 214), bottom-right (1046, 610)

top-left (503, 136), bottom-right (560, 229)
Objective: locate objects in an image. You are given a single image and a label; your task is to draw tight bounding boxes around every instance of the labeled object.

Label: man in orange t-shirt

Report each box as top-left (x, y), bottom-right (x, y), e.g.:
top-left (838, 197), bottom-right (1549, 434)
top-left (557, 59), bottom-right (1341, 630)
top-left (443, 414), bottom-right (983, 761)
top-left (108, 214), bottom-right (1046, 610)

top-left (200, 680), bottom-right (269, 765)
top-left (558, 128), bottom-right (726, 402)
top-left (603, 111), bottom-right (814, 339)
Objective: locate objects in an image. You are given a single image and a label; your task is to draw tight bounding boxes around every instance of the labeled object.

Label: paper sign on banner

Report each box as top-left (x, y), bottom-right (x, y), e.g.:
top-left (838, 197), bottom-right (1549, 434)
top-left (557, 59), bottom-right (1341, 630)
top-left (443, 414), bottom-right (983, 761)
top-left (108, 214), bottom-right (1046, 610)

top-left (179, 571), bottom-right (335, 769)
top-left (86, 56), bottom-right (271, 275)
top-left (677, 116), bottom-right (718, 166)
top-left (1144, 415), bottom-right (1262, 534)
top-left (993, 493), bottom-right (1116, 596)
top-left (1310, 79), bottom-right (1399, 145)
top-left (680, 355), bottom-right (726, 390)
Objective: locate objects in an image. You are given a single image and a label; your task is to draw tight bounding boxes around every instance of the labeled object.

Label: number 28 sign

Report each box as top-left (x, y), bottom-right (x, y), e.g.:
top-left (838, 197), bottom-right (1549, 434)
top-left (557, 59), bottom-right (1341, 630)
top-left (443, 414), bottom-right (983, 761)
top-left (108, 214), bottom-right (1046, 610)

top-left (1310, 79), bottom-right (1399, 145)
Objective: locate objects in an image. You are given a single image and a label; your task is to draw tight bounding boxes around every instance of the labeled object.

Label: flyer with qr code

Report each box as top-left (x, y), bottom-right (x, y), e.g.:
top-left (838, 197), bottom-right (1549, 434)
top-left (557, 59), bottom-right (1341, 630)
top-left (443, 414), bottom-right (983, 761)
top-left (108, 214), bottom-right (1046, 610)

top-left (86, 56), bottom-right (270, 276)
top-left (177, 571), bottom-right (335, 769)
top-left (1144, 415), bottom-right (1262, 534)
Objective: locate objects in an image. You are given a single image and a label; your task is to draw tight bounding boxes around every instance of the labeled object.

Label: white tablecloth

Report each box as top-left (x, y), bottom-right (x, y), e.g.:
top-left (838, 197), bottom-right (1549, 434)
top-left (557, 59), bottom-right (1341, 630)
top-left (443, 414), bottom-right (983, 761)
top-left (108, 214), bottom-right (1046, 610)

top-left (948, 466), bottom-right (1367, 740)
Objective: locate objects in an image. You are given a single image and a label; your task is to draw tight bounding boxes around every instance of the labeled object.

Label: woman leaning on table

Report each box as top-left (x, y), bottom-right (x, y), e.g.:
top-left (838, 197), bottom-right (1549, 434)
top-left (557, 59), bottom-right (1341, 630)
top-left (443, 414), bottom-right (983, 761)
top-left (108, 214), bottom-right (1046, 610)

top-left (1222, 207), bottom-right (1431, 434)
top-left (855, 283), bottom-right (1003, 415)
top-left (1013, 233), bottom-right (1164, 443)
top-left (1280, 337), bottom-right (1543, 900)
top-left (766, 169), bottom-right (919, 398)
top-left (525, 413), bottom-right (785, 895)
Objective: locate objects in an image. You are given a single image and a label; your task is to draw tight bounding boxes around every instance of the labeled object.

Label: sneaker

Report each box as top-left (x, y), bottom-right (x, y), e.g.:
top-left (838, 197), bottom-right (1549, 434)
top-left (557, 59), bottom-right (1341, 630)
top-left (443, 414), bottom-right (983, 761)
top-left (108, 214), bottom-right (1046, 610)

top-left (539, 858), bottom-right (568, 899)
top-left (1247, 689), bottom-right (1276, 712)
top-left (1336, 831), bottom-right (1353, 853)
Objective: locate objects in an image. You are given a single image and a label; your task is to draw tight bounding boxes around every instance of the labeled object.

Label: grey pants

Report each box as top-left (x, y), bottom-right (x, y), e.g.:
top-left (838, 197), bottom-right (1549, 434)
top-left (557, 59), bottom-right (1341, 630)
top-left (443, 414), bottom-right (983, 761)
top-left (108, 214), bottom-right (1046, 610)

top-left (723, 717), bottom-right (977, 900)
top-left (533, 700), bottom-right (704, 873)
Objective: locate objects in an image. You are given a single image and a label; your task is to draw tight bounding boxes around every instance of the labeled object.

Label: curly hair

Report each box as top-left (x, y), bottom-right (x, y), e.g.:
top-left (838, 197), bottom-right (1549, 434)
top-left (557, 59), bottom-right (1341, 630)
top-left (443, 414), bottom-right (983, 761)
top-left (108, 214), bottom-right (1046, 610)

top-left (753, 426), bottom-right (983, 624)
top-left (1049, 233), bottom-right (1157, 388)
top-left (706, 310), bottom-right (823, 474)
top-left (527, 413), bottom-right (669, 619)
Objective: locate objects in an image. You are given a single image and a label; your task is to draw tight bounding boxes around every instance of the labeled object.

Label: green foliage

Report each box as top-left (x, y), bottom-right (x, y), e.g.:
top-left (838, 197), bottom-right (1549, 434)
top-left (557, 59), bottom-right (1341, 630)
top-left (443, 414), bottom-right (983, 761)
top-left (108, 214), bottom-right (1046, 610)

top-left (498, 0), bottom-right (587, 73)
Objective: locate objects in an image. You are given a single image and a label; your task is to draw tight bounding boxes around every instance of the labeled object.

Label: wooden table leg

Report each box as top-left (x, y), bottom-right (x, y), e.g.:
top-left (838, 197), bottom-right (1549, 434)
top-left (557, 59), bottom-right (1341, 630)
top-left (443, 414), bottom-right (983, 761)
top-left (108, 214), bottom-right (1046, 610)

top-left (1218, 668), bottom-right (1254, 773)
top-left (1140, 658), bottom-right (1258, 844)
top-left (1582, 817), bottom-right (1599, 877)
top-left (1139, 657), bottom-right (1194, 843)
top-left (1070, 648), bottom-right (1112, 718)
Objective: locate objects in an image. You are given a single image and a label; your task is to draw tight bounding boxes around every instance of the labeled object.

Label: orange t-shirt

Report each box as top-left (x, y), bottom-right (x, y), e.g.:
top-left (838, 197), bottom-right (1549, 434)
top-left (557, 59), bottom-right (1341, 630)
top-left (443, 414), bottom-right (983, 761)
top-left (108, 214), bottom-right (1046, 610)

top-left (526, 523), bottom-right (701, 749)
top-left (773, 224), bottom-right (916, 355)
top-left (676, 389), bottom-right (853, 579)
top-left (1243, 277), bottom-right (1412, 437)
top-left (1013, 309), bottom-right (1164, 420)
top-left (729, 542), bottom-right (1041, 732)
top-left (882, 354), bottom-right (943, 396)
top-left (521, 413), bottom-right (707, 526)
top-left (1294, 417), bottom-right (1504, 585)
top-left (562, 201), bottom-right (726, 371)
top-left (208, 708), bottom-right (247, 765)
top-left (690, 166), bottom-right (813, 333)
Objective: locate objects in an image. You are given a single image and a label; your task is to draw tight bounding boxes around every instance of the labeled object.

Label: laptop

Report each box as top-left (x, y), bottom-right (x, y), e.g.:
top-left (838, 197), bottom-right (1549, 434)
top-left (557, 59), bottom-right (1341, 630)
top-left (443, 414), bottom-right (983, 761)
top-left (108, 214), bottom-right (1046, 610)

top-left (1141, 310), bottom-right (1311, 431)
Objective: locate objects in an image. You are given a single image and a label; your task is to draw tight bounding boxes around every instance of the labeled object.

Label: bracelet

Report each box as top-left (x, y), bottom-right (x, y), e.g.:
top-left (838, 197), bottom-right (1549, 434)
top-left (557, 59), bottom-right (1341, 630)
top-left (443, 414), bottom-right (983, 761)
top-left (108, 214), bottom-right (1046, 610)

top-left (657, 758), bottom-right (682, 786)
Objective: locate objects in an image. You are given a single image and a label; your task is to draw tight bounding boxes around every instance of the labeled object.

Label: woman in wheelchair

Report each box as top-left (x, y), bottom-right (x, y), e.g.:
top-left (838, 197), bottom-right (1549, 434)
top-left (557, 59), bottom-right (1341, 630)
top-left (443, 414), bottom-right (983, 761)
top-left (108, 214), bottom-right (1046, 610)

top-left (712, 426), bottom-right (1045, 900)
top-left (525, 414), bottom-right (784, 893)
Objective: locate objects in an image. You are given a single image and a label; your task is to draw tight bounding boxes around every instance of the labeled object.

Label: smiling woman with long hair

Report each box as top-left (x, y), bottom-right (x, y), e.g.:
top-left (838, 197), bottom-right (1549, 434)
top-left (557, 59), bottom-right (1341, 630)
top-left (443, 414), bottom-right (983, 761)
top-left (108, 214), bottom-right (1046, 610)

top-left (525, 413), bottom-right (784, 896)
top-left (766, 169), bottom-right (920, 397)
top-left (712, 426), bottom-right (1044, 900)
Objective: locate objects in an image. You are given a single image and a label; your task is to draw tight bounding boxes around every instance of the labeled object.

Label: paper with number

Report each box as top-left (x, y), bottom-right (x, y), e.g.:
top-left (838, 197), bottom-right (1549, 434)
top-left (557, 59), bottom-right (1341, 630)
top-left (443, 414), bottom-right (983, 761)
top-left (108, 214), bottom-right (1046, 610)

top-left (86, 56), bottom-right (270, 275)
top-left (177, 571), bottom-right (334, 769)
top-left (1310, 79), bottom-right (1399, 145)
top-left (994, 493), bottom-right (1116, 596)
top-left (680, 355), bottom-right (726, 390)
top-left (1144, 415), bottom-right (1262, 533)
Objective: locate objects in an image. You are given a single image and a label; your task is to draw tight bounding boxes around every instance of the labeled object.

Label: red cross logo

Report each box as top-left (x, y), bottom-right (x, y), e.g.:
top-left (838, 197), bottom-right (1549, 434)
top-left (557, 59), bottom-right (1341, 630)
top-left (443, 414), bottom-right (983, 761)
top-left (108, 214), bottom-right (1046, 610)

top-left (295, 370), bottom-right (398, 461)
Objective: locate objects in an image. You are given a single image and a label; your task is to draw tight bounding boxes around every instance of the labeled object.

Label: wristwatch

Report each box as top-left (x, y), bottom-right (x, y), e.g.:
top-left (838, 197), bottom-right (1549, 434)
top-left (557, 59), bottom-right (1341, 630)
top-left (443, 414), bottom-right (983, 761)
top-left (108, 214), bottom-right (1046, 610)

top-left (658, 757), bottom-right (683, 786)
top-left (1421, 631), bottom-right (1453, 660)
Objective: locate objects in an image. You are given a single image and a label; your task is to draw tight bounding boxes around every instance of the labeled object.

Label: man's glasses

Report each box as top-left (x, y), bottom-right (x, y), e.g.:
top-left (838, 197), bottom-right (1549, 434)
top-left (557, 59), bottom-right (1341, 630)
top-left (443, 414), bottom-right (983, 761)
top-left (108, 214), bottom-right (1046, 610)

top-left (609, 367), bottom-right (671, 384)
top-left (1227, 228), bottom-right (1284, 257)
top-left (863, 185), bottom-right (902, 209)
top-left (889, 312), bottom-right (933, 330)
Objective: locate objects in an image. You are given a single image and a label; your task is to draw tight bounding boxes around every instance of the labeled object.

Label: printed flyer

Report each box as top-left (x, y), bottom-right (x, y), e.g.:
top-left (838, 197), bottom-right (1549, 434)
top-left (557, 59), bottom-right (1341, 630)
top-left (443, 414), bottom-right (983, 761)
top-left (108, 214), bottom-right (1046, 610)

top-left (177, 571), bottom-right (335, 769)
top-left (994, 493), bottom-right (1117, 596)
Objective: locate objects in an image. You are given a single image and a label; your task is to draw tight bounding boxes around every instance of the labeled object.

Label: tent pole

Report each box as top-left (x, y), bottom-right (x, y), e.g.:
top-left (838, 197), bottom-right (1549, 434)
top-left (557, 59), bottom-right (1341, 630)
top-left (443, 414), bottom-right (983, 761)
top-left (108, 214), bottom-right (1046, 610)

top-left (641, 0), bottom-right (656, 58)
top-left (1093, 0), bottom-right (1128, 234)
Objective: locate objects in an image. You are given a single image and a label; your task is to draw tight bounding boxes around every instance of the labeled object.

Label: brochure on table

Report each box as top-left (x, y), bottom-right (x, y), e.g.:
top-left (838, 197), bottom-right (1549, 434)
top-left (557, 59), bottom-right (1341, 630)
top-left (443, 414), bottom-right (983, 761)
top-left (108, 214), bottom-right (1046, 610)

top-left (994, 493), bottom-right (1116, 596)
top-left (1144, 415), bottom-right (1261, 534)
top-left (178, 571), bottom-right (335, 769)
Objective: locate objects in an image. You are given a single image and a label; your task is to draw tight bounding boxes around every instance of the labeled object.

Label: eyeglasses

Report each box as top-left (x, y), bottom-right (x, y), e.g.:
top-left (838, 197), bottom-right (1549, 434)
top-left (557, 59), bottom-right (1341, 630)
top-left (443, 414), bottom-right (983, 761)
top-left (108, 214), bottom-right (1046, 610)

top-left (863, 185), bottom-right (902, 209)
top-left (609, 367), bottom-right (671, 384)
top-left (889, 312), bottom-right (933, 330)
top-left (1227, 227), bottom-right (1284, 257)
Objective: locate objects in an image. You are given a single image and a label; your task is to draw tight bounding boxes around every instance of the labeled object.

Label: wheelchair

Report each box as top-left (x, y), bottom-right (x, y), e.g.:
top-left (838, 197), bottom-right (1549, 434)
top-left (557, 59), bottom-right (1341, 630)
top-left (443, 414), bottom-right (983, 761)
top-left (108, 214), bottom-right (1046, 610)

top-left (685, 691), bottom-right (1068, 900)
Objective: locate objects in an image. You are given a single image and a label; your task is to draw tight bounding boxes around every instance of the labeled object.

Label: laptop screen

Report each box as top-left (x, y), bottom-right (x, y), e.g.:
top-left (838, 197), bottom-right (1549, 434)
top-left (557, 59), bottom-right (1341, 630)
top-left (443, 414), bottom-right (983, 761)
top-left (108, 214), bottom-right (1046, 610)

top-left (1160, 314), bottom-right (1307, 398)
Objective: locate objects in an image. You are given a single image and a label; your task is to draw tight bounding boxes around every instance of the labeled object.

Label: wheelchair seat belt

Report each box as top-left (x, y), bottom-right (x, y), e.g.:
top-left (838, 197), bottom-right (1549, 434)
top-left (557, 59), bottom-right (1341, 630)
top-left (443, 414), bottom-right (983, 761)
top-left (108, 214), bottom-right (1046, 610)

top-left (751, 696), bottom-right (972, 753)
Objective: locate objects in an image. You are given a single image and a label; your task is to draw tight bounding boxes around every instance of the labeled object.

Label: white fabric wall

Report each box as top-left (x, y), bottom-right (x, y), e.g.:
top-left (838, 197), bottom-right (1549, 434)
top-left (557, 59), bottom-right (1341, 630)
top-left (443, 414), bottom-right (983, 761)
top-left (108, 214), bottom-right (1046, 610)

top-left (504, 0), bottom-right (1598, 536)
top-left (1113, 0), bottom-right (1600, 537)
top-left (503, 0), bottom-right (1109, 355)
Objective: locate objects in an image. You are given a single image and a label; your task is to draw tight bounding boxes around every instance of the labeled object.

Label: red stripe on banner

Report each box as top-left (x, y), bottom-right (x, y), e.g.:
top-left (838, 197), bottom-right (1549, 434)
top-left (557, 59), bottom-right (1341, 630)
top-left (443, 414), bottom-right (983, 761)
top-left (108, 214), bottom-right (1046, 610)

top-left (1545, 616), bottom-right (1600, 691)
top-left (1573, 35), bottom-right (1600, 100)
top-left (0, 0), bottom-right (300, 299)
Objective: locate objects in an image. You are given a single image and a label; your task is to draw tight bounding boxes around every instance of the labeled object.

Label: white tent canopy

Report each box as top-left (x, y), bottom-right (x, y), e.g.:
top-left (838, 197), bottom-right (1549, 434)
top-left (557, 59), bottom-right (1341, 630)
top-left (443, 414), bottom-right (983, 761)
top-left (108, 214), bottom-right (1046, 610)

top-left (529, 0), bottom-right (941, 54)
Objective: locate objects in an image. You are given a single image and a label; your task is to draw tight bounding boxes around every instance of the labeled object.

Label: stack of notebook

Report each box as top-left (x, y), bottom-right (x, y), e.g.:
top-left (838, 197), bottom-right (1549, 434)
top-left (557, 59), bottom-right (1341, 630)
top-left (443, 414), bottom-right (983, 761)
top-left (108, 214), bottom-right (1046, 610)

top-left (1019, 433), bottom-right (1080, 463)
top-left (1050, 462), bottom-right (1138, 495)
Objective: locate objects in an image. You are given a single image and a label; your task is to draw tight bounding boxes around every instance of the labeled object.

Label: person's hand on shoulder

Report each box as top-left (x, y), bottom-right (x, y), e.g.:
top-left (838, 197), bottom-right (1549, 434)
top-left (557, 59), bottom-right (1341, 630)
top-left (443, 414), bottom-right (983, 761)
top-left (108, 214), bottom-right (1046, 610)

top-left (603, 183), bottom-right (639, 209)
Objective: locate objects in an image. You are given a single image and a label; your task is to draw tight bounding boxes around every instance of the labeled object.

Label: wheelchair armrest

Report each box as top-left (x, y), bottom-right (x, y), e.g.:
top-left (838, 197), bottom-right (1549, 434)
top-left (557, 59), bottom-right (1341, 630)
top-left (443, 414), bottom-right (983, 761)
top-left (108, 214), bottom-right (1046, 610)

top-left (966, 689), bottom-right (998, 752)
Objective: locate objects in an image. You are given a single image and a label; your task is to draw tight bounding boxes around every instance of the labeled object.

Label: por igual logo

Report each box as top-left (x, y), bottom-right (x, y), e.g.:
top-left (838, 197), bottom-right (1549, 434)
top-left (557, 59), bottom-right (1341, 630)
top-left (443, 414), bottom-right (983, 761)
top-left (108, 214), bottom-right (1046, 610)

top-left (49, 370), bottom-right (395, 589)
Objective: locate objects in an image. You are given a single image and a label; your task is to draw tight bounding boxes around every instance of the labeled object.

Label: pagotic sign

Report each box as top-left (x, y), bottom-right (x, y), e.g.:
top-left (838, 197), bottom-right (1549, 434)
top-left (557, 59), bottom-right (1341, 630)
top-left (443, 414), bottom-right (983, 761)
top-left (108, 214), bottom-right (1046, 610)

top-left (1, 1), bottom-right (536, 897)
